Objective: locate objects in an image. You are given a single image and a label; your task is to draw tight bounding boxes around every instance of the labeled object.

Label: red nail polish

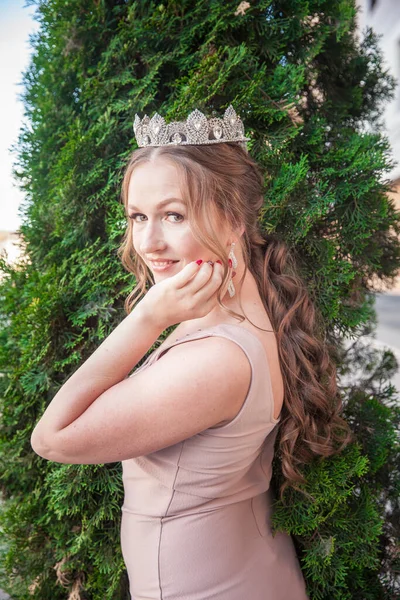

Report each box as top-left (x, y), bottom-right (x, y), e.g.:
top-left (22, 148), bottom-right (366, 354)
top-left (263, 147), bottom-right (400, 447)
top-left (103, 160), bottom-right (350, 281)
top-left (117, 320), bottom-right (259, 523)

top-left (216, 260), bottom-right (222, 265)
top-left (196, 259), bottom-right (203, 265)
top-left (228, 258), bottom-right (232, 267)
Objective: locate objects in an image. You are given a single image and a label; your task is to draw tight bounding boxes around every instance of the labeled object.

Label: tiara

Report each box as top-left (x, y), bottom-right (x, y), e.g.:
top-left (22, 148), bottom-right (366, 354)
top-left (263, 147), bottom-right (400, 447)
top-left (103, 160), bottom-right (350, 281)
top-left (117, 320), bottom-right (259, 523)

top-left (133, 104), bottom-right (251, 148)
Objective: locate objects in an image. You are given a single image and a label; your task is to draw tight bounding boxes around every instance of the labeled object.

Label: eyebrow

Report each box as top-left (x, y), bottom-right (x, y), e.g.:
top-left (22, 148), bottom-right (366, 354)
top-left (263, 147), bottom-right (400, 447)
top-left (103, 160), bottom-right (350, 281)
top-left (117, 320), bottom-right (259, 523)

top-left (128, 197), bottom-right (186, 211)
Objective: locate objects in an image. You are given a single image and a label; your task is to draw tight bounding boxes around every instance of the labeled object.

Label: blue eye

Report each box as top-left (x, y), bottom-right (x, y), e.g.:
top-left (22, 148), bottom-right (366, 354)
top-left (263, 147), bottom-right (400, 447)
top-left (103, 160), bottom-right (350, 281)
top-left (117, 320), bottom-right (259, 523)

top-left (128, 212), bottom-right (184, 223)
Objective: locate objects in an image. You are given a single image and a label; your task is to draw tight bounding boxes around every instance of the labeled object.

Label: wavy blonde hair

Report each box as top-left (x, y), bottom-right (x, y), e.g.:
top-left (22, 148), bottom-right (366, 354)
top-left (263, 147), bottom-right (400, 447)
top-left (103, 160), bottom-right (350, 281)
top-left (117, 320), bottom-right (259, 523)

top-left (117, 142), bottom-right (355, 502)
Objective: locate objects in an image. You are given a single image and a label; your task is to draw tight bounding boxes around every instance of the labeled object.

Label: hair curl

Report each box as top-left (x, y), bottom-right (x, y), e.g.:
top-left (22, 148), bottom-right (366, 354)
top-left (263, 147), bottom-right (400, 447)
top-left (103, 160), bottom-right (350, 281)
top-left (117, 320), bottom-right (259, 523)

top-left (117, 142), bottom-right (355, 503)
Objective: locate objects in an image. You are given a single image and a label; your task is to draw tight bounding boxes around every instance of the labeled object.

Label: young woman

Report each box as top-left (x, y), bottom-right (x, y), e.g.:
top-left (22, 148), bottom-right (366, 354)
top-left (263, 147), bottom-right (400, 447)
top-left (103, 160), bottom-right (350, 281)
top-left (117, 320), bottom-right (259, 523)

top-left (31, 106), bottom-right (353, 599)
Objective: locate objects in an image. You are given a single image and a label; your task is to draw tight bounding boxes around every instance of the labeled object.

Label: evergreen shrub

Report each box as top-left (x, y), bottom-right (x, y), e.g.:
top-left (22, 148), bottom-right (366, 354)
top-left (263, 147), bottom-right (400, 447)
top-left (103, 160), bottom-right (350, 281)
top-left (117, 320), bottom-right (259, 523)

top-left (0, 1), bottom-right (399, 598)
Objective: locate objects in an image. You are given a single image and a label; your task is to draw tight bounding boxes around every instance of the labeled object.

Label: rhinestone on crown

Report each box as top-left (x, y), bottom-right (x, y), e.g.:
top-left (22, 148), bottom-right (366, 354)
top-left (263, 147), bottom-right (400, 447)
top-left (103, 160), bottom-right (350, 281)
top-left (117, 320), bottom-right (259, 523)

top-left (133, 104), bottom-right (251, 148)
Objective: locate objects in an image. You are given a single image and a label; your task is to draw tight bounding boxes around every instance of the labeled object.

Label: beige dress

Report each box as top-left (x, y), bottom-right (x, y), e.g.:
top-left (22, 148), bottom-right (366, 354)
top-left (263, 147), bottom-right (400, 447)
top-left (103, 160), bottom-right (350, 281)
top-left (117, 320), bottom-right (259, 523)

top-left (120, 323), bottom-right (309, 600)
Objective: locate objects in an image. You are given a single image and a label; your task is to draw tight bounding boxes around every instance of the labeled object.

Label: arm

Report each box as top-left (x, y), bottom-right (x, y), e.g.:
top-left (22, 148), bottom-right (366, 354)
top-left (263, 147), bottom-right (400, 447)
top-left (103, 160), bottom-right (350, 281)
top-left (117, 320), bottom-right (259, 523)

top-left (31, 336), bottom-right (251, 464)
top-left (30, 303), bottom-right (163, 450)
top-left (31, 259), bottom-right (225, 459)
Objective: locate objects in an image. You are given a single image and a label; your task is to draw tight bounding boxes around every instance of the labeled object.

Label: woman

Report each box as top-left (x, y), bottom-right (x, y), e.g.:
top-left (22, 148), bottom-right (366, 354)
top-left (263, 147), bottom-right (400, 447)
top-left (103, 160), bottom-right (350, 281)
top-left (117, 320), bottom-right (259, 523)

top-left (31, 105), bottom-right (353, 599)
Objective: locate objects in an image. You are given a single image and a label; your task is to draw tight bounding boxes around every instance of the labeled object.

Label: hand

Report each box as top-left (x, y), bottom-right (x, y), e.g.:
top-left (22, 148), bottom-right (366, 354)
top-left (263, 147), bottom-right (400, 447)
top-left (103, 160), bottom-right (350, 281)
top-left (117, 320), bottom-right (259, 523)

top-left (138, 260), bottom-right (233, 330)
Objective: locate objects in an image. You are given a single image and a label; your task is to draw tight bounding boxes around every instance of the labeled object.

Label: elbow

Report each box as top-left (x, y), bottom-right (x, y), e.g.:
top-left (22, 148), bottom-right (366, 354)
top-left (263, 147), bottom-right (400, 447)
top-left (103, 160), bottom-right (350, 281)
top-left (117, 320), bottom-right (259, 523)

top-left (30, 431), bottom-right (46, 459)
top-left (30, 428), bottom-right (53, 461)
top-left (30, 428), bottom-right (72, 464)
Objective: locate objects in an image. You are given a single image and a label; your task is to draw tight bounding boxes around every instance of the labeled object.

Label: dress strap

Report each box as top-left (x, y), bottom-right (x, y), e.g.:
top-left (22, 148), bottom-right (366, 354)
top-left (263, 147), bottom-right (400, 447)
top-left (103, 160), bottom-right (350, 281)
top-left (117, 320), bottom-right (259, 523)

top-left (153, 323), bottom-right (274, 361)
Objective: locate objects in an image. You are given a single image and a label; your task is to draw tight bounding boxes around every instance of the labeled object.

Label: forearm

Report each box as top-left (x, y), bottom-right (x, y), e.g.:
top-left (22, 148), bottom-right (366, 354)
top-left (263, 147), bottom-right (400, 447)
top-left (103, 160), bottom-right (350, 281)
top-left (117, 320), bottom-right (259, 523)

top-left (31, 303), bottom-right (164, 441)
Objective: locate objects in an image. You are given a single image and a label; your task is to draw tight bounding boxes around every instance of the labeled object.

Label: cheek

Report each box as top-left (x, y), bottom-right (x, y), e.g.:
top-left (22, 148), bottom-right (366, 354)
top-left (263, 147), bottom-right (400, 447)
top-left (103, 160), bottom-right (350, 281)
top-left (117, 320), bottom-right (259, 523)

top-left (130, 231), bottom-right (142, 258)
top-left (177, 224), bottom-right (200, 244)
top-left (178, 235), bottom-right (205, 258)
top-left (130, 229), bottom-right (137, 249)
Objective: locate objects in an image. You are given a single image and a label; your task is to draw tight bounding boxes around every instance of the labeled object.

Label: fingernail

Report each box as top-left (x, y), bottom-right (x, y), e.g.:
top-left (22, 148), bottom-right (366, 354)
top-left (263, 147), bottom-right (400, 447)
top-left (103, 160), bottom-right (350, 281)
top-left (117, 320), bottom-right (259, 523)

top-left (232, 271), bottom-right (237, 278)
top-left (216, 260), bottom-right (222, 265)
top-left (207, 260), bottom-right (214, 265)
top-left (228, 258), bottom-right (232, 267)
top-left (196, 259), bottom-right (203, 265)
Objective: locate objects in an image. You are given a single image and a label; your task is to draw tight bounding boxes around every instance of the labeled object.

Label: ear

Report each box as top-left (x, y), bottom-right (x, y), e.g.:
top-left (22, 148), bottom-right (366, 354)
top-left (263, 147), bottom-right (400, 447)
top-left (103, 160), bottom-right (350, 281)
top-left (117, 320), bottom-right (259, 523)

top-left (233, 223), bottom-right (246, 239)
top-left (233, 225), bottom-right (245, 241)
top-left (226, 224), bottom-right (245, 248)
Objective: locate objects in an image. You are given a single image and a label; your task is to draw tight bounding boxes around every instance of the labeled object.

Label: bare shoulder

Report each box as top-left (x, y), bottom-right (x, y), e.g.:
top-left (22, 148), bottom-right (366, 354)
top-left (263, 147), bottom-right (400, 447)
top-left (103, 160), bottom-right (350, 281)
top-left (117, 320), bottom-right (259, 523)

top-left (157, 335), bottom-right (252, 404)
top-left (39, 334), bottom-right (254, 464)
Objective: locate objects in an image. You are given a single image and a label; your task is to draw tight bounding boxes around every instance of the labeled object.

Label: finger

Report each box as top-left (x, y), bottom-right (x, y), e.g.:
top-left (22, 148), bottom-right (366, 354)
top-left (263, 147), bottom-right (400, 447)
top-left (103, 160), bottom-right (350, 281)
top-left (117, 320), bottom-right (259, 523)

top-left (214, 261), bottom-right (231, 296)
top-left (193, 261), bottom-right (225, 298)
top-left (175, 260), bottom-right (204, 289)
top-left (178, 261), bottom-right (217, 300)
top-left (215, 260), bottom-right (234, 297)
top-left (189, 260), bottom-right (215, 293)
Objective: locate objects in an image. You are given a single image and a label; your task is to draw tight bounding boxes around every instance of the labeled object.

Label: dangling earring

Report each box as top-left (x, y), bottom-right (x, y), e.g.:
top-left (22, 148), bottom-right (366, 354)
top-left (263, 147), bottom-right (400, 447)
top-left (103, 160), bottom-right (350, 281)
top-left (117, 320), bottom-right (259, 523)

top-left (228, 242), bottom-right (238, 298)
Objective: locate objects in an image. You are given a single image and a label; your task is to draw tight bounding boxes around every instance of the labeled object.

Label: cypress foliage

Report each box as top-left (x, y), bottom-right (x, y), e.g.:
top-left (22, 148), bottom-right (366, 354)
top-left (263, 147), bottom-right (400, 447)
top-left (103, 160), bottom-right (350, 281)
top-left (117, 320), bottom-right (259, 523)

top-left (0, 0), bottom-right (399, 598)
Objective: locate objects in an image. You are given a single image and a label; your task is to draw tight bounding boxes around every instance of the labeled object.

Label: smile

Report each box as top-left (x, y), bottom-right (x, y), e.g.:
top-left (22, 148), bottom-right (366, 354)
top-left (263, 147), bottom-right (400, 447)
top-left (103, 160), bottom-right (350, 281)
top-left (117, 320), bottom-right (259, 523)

top-left (150, 260), bottom-right (179, 271)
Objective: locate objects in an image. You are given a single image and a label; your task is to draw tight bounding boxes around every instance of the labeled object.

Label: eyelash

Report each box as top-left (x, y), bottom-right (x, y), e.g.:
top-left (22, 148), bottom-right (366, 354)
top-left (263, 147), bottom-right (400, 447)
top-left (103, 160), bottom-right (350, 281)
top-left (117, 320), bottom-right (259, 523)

top-left (128, 212), bottom-right (184, 223)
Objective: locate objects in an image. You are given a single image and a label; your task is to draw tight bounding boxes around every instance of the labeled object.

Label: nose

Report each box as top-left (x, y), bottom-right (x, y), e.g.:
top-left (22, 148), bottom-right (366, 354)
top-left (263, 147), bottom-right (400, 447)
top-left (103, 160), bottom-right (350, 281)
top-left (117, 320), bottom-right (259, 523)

top-left (138, 221), bottom-right (167, 256)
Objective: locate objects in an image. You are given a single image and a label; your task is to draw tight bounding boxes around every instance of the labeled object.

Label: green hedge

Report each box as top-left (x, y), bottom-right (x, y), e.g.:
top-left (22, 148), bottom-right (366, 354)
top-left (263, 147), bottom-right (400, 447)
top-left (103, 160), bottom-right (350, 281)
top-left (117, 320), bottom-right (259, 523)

top-left (0, 1), bottom-right (399, 598)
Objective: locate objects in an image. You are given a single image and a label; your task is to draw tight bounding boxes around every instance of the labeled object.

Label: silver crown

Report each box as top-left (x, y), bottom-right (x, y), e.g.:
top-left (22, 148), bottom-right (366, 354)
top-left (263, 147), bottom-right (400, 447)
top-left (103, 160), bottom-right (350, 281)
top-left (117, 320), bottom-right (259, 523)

top-left (133, 104), bottom-right (251, 148)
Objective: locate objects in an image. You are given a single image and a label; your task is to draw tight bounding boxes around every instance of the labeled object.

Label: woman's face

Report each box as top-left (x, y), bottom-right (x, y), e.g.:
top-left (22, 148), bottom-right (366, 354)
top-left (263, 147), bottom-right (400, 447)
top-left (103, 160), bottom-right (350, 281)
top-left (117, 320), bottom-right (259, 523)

top-left (127, 158), bottom-right (227, 279)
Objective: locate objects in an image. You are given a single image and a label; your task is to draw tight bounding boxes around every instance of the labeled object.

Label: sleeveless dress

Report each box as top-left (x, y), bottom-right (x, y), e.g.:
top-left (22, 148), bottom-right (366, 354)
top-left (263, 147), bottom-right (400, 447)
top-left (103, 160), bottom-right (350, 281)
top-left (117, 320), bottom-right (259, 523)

top-left (120, 323), bottom-right (309, 600)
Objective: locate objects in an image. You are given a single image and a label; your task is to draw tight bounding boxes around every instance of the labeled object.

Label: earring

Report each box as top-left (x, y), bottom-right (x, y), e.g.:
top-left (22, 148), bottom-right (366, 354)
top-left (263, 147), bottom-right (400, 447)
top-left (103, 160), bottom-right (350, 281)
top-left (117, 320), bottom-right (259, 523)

top-left (228, 242), bottom-right (237, 298)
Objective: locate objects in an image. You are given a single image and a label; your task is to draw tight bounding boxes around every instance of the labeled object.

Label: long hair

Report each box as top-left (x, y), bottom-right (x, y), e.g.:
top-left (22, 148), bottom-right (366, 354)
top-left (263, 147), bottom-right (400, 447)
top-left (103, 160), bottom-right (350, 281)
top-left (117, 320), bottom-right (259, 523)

top-left (117, 142), bottom-right (355, 502)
